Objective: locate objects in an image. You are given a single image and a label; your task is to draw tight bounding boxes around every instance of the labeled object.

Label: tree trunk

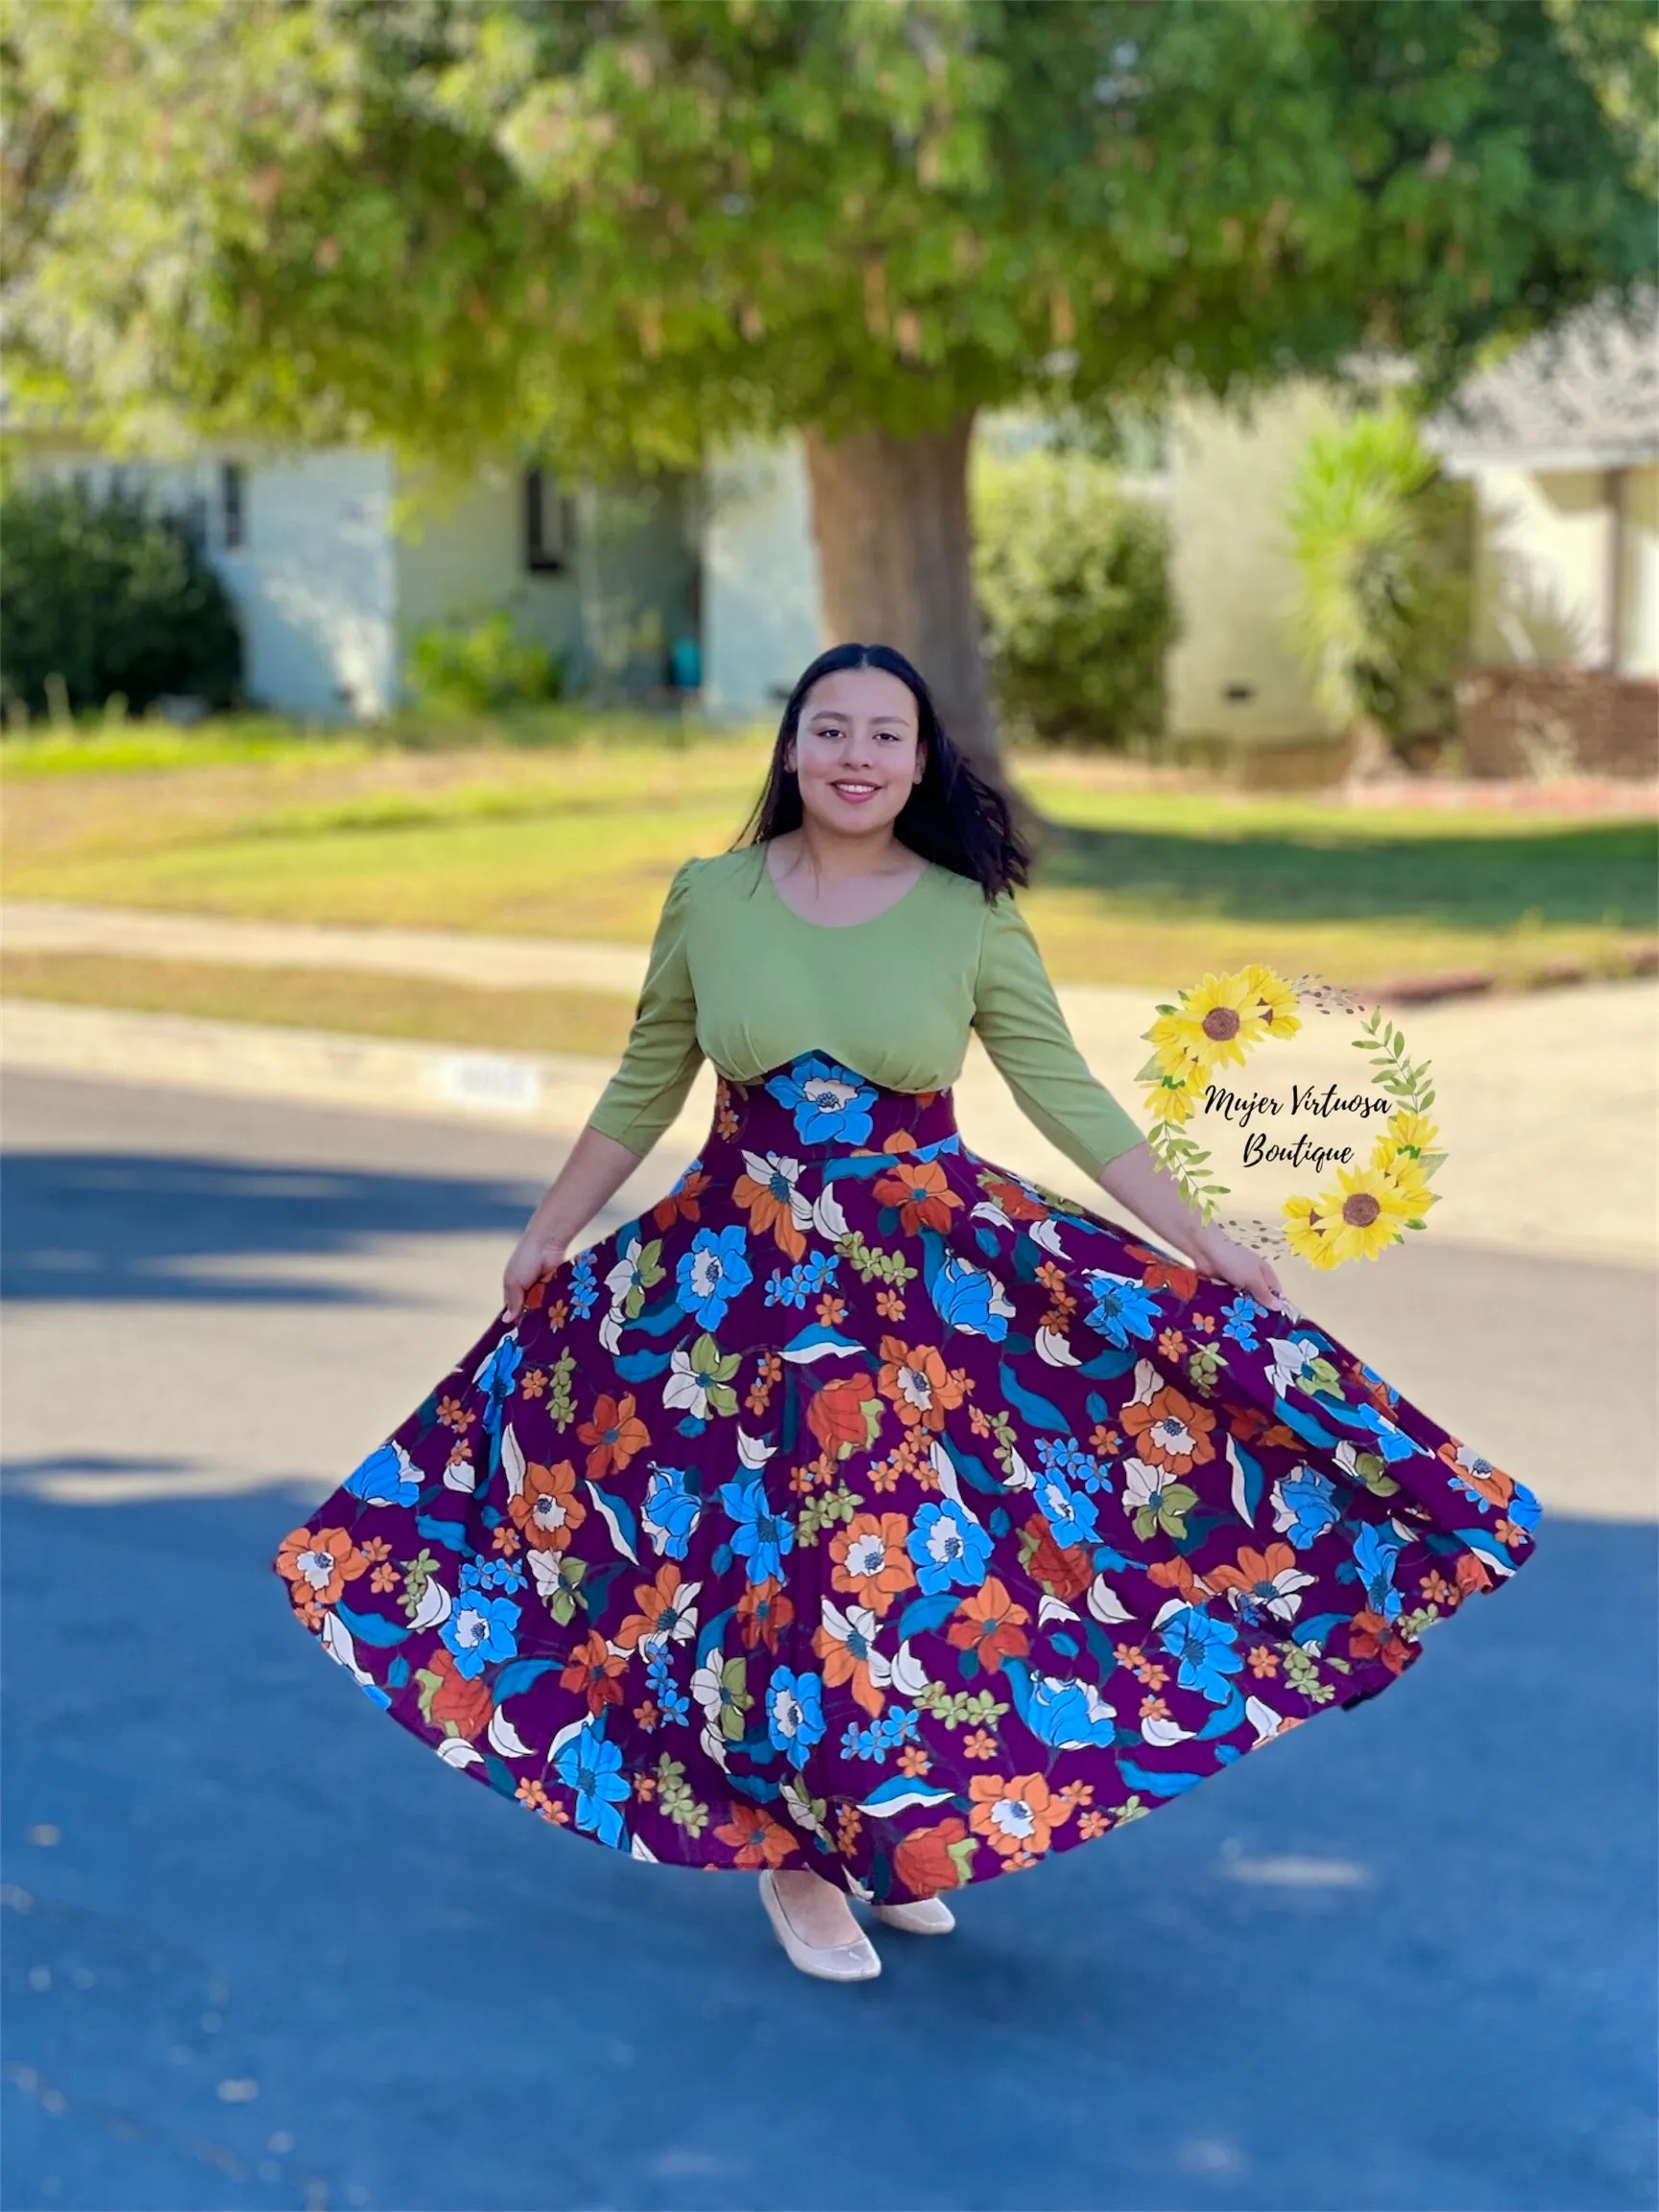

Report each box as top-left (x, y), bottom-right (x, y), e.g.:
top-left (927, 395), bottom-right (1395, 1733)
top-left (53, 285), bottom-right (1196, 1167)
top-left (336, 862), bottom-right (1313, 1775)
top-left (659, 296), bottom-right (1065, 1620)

top-left (802, 414), bottom-right (1004, 785)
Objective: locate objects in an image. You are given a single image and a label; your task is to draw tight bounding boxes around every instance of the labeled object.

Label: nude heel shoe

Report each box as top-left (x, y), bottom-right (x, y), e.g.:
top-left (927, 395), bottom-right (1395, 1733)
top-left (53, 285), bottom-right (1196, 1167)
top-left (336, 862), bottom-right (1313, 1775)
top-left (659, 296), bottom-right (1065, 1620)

top-left (872, 1893), bottom-right (956, 1935)
top-left (758, 1870), bottom-right (882, 1982)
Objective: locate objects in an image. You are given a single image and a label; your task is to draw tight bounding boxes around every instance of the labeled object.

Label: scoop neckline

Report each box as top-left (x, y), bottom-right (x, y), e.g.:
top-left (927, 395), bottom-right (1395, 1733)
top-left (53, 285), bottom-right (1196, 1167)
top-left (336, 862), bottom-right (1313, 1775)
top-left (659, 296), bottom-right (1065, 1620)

top-left (757, 842), bottom-right (936, 931)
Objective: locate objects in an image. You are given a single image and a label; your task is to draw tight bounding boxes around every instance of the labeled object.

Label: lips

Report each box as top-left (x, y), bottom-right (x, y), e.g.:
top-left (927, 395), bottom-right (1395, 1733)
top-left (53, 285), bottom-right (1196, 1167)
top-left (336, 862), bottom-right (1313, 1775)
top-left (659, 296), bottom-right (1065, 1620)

top-left (830, 781), bottom-right (879, 802)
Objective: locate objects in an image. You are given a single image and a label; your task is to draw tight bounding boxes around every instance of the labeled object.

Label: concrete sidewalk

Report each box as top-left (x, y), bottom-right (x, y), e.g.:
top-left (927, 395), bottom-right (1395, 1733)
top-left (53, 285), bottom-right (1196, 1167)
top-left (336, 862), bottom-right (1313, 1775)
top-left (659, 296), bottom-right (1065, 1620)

top-left (3, 901), bottom-right (1655, 1269)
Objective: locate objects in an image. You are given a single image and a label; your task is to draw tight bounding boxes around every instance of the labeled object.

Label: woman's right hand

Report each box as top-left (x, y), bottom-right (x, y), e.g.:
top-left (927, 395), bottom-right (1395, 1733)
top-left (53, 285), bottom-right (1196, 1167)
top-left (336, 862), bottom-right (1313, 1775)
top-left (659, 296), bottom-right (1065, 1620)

top-left (501, 1221), bottom-right (571, 1324)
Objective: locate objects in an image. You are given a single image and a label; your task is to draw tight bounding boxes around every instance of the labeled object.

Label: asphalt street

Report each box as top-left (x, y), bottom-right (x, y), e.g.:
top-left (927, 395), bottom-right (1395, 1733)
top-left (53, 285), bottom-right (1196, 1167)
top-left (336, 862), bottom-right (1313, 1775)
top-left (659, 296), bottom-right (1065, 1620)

top-left (2, 1070), bottom-right (1655, 2212)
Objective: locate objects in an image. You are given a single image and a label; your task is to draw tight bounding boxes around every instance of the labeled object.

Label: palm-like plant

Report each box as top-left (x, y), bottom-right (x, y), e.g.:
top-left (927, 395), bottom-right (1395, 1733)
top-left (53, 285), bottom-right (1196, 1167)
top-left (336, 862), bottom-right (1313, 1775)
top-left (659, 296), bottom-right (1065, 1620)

top-left (1284, 407), bottom-right (1473, 765)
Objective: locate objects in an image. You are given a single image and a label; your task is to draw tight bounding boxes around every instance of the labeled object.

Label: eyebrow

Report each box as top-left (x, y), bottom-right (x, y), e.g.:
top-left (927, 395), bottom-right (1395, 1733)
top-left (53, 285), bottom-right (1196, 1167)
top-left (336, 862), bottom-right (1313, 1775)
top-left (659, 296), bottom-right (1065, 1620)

top-left (805, 709), bottom-right (916, 729)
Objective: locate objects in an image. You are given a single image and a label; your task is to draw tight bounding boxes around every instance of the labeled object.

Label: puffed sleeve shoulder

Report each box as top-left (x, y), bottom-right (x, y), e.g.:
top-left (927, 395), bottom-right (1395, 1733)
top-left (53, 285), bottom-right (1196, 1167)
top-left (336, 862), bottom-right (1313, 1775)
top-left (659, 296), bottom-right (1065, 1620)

top-left (587, 858), bottom-right (706, 1157)
top-left (971, 892), bottom-right (1145, 1181)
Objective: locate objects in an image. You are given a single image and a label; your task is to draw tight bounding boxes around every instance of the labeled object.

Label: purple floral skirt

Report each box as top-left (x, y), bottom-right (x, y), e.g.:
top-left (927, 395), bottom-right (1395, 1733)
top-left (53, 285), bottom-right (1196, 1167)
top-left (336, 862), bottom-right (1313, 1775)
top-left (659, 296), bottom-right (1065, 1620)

top-left (275, 1053), bottom-right (1540, 1904)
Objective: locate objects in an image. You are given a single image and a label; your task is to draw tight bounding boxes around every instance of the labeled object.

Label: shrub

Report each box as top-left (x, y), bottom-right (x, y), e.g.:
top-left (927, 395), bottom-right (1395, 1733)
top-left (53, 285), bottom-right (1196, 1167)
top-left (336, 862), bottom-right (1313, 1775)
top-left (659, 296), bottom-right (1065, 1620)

top-left (0, 476), bottom-right (243, 717)
top-left (1283, 405), bottom-right (1475, 761)
top-left (971, 446), bottom-right (1178, 750)
top-left (404, 611), bottom-right (571, 715)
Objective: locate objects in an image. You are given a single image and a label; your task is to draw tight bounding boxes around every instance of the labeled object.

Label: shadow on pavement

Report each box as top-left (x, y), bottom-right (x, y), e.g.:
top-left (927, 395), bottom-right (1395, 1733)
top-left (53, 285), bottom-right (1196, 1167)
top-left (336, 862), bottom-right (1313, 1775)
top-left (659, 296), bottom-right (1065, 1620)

top-left (0, 1151), bottom-right (542, 1305)
top-left (2, 1485), bottom-right (1654, 2212)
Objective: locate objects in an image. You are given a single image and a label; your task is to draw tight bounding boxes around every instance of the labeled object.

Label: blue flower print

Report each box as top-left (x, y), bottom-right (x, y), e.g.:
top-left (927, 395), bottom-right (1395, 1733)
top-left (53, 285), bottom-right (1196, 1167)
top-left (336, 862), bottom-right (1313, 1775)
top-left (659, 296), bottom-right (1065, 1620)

top-left (931, 1255), bottom-right (1016, 1341)
top-left (1348, 1521), bottom-right (1407, 1619)
top-left (1349, 1404), bottom-right (1421, 1465)
top-left (1504, 1481), bottom-right (1543, 1535)
top-left (718, 1474), bottom-right (794, 1584)
top-left (675, 1225), bottom-right (753, 1329)
top-left (763, 1249), bottom-right (840, 1310)
top-left (764, 1056), bottom-right (878, 1145)
top-left (841, 1704), bottom-right (921, 1762)
top-left (1158, 1605), bottom-right (1244, 1703)
top-left (907, 1499), bottom-right (994, 1594)
top-left (642, 1464), bottom-right (703, 1559)
top-left (552, 1716), bottom-right (632, 1848)
top-left (567, 1250), bottom-right (599, 1318)
top-left (1035, 1436), bottom-right (1112, 1497)
top-left (344, 1440), bottom-right (420, 1508)
top-left (1034, 1467), bottom-right (1100, 1550)
top-left (441, 1588), bottom-right (520, 1680)
top-left (766, 1667), bottom-right (826, 1768)
top-left (471, 1336), bottom-right (524, 1437)
top-left (645, 1645), bottom-right (690, 1725)
top-left (1220, 1292), bottom-right (1265, 1352)
top-left (1082, 1270), bottom-right (1161, 1348)
top-left (1023, 1674), bottom-right (1118, 1750)
top-left (1271, 1467), bottom-right (1342, 1551)
top-left (459, 1553), bottom-right (524, 1596)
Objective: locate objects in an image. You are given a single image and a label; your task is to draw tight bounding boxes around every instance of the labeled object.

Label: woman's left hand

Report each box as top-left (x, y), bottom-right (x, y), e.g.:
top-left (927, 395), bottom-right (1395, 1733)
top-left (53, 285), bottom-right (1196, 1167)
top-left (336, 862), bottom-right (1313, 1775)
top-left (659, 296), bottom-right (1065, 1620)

top-left (1186, 1223), bottom-right (1296, 1316)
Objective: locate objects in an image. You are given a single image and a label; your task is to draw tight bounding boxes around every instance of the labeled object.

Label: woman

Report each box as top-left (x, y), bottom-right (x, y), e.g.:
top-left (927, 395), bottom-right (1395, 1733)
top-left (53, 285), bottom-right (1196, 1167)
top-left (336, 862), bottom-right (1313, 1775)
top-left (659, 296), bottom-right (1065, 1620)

top-left (275, 642), bottom-right (1540, 1984)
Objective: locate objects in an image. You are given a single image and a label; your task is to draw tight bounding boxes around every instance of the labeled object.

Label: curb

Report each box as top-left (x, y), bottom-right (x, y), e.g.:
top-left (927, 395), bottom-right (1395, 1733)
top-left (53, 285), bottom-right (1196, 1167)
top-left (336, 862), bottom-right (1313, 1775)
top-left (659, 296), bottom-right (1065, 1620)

top-left (1366, 944), bottom-right (1659, 1006)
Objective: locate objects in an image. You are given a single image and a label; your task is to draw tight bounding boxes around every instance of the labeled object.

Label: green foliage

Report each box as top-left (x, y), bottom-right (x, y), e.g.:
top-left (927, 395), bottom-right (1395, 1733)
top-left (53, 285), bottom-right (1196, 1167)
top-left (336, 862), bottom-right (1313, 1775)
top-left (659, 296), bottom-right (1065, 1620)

top-left (972, 448), bottom-right (1177, 750)
top-left (404, 612), bottom-right (570, 716)
top-left (4, 2), bottom-right (1654, 474)
top-left (1283, 407), bottom-right (1475, 757)
top-left (0, 476), bottom-right (243, 718)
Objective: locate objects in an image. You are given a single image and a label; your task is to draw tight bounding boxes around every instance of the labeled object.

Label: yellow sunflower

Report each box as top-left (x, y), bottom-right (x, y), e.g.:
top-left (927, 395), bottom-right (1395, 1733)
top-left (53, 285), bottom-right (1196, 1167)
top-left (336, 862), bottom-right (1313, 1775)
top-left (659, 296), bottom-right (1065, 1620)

top-left (1283, 1193), bottom-right (1342, 1269)
top-left (1146, 1075), bottom-right (1204, 1128)
top-left (1146, 971), bottom-right (1270, 1078)
top-left (1383, 1108), bottom-right (1440, 1156)
top-left (1238, 963), bottom-right (1303, 1041)
top-left (1319, 1163), bottom-right (1419, 1262)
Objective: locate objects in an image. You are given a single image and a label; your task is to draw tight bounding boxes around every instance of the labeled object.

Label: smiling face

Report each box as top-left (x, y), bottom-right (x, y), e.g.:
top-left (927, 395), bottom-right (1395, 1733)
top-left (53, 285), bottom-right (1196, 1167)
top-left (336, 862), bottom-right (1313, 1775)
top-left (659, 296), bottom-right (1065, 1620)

top-left (784, 665), bottom-right (926, 836)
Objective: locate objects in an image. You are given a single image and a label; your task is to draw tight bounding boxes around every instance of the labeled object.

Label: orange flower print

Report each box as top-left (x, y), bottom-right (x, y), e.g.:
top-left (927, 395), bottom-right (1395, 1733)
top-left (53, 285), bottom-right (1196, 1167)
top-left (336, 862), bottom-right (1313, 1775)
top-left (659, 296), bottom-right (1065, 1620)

top-left (898, 1744), bottom-right (931, 1777)
top-left (733, 1154), bottom-right (808, 1260)
top-left (816, 1292), bottom-right (847, 1327)
top-left (427, 1647), bottom-right (493, 1738)
top-left (876, 1286), bottom-right (906, 1322)
top-left (577, 1393), bottom-right (649, 1480)
top-left (947, 1575), bottom-right (1031, 1672)
top-left (559, 1629), bottom-right (629, 1715)
top-left (969, 1771), bottom-right (1074, 1860)
top-left (830, 1511), bottom-right (918, 1616)
top-left (1207, 1542), bottom-right (1316, 1624)
top-left (894, 1816), bottom-right (973, 1895)
top-left (807, 1375), bottom-right (879, 1464)
top-left (653, 1167), bottom-right (710, 1231)
top-left (509, 1458), bottom-right (587, 1551)
top-left (1347, 1608), bottom-right (1414, 1675)
top-left (712, 1801), bottom-right (799, 1869)
top-left (735, 1575), bottom-right (794, 1653)
top-left (981, 1175), bottom-right (1049, 1222)
top-left (877, 1336), bottom-right (964, 1432)
top-left (436, 1395), bottom-right (471, 1432)
top-left (962, 1727), bottom-right (998, 1761)
top-left (813, 1599), bottom-right (892, 1717)
top-left (276, 1527), bottom-right (368, 1619)
top-left (873, 1157), bottom-right (962, 1234)
top-left (1126, 1241), bottom-right (1199, 1300)
top-left (1436, 1438), bottom-right (1517, 1515)
top-left (518, 1368), bottom-right (547, 1401)
top-left (1020, 1512), bottom-right (1094, 1603)
top-left (1121, 1382), bottom-right (1216, 1474)
top-left (615, 1562), bottom-right (700, 1654)
top-left (1157, 1328), bottom-right (1187, 1360)
top-left (1247, 1644), bottom-right (1280, 1678)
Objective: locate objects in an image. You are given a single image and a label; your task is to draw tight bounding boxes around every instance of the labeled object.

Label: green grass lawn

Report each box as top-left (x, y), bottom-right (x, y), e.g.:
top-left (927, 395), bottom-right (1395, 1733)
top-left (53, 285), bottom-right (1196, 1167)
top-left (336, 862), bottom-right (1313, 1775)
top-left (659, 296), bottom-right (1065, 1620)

top-left (3, 717), bottom-right (1653, 990)
top-left (1, 952), bottom-right (638, 1057)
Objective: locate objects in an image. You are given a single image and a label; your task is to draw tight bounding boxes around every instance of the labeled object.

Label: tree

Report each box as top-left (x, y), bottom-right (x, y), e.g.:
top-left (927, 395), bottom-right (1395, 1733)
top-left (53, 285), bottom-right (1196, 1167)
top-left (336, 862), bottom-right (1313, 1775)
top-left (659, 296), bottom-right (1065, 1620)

top-left (5, 0), bottom-right (1654, 775)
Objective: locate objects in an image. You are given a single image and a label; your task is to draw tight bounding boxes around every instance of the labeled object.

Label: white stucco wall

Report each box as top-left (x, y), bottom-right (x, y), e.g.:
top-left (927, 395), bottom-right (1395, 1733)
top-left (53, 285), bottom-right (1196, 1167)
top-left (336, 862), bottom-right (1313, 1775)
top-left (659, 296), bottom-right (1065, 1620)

top-left (1165, 381), bottom-right (1348, 744)
top-left (1622, 466), bottom-right (1659, 679)
top-left (701, 439), bottom-right (821, 723)
top-left (218, 447), bottom-right (398, 717)
top-left (392, 460), bottom-right (587, 695)
top-left (1469, 465), bottom-right (1610, 667)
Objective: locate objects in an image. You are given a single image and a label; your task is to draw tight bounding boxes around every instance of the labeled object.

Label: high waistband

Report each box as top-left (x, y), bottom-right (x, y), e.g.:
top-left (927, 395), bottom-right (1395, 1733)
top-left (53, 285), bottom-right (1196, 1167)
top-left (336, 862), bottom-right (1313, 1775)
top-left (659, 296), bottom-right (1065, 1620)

top-left (702, 1051), bottom-right (961, 1170)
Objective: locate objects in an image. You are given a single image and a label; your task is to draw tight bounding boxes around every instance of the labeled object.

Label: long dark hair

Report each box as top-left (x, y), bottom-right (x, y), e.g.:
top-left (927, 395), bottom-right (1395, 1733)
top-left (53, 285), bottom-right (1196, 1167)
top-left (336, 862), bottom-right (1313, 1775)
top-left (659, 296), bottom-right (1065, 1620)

top-left (729, 642), bottom-right (1031, 901)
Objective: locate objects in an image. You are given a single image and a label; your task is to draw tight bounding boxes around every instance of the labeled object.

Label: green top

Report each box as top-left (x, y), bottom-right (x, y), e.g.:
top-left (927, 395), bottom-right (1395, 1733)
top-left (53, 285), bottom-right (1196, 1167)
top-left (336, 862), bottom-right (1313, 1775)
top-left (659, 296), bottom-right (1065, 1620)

top-left (587, 845), bottom-right (1145, 1180)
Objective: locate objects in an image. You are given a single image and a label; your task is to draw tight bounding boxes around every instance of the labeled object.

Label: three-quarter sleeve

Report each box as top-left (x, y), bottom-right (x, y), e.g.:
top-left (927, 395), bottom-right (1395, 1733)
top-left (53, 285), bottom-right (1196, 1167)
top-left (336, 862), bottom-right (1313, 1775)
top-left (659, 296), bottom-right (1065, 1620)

top-left (587, 859), bottom-right (706, 1157)
top-left (972, 894), bottom-right (1145, 1181)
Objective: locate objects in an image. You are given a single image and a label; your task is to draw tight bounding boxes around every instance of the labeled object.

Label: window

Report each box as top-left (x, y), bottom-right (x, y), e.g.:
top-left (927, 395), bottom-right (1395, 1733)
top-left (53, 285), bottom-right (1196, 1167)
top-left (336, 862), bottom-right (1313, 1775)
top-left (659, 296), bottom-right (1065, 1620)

top-left (524, 467), bottom-right (572, 573)
top-left (221, 460), bottom-right (245, 550)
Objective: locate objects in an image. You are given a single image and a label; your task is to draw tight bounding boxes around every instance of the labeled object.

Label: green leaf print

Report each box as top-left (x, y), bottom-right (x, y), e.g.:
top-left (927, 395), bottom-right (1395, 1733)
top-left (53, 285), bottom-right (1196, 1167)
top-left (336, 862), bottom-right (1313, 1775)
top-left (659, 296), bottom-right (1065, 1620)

top-left (834, 1232), bottom-right (918, 1286)
top-left (398, 1549), bottom-right (440, 1617)
top-left (796, 1481), bottom-right (863, 1546)
top-left (1131, 1480), bottom-right (1199, 1542)
top-left (915, 1683), bottom-right (1010, 1731)
top-left (547, 1348), bottom-right (577, 1431)
top-left (717, 1653), bottom-right (753, 1740)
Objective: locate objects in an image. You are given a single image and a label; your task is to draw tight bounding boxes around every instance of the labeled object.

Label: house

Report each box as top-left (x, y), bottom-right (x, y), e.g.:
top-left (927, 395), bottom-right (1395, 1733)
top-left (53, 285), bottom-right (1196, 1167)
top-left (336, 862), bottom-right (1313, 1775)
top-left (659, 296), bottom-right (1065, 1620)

top-left (4, 430), bottom-right (703, 720)
top-left (1421, 287), bottom-right (1659, 777)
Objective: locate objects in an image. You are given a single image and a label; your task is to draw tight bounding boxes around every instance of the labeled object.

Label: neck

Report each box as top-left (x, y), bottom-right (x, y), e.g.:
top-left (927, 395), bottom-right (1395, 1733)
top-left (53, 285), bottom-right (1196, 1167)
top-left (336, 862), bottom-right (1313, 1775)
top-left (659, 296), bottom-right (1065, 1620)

top-left (788, 820), bottom-right (912, 882)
